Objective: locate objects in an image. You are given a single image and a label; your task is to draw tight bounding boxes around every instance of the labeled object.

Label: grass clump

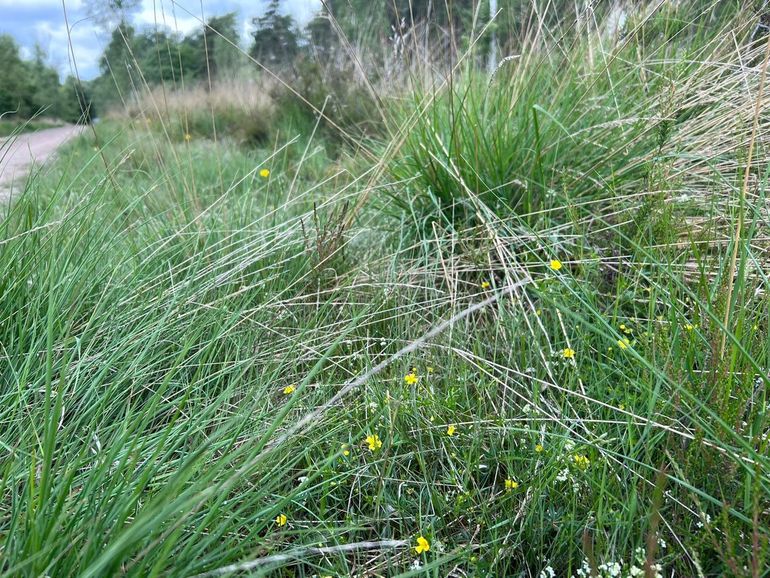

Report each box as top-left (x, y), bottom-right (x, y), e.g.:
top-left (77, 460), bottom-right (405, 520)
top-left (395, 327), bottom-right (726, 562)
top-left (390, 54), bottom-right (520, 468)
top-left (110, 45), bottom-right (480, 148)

top-left (2, 1), bottom-right (770, 577)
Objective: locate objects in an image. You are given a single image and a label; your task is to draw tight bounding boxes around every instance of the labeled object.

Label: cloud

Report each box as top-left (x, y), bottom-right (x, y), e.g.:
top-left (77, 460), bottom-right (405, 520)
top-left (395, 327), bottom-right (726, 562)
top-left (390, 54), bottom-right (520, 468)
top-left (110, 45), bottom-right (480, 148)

top-left (0, 0), bottom-right (321, 80)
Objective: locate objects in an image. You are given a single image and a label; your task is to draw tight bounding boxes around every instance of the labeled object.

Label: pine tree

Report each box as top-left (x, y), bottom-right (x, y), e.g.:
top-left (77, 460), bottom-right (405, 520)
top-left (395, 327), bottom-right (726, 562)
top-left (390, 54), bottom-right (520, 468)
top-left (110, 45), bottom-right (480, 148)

top-left (250, 0), bottom-right (299, 69)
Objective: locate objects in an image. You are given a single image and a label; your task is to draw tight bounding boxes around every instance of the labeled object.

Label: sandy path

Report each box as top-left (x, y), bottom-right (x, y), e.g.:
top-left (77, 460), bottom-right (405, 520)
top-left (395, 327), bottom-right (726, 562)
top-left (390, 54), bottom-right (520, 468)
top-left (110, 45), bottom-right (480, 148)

top-left (0, 125), bottom-right (86, 202)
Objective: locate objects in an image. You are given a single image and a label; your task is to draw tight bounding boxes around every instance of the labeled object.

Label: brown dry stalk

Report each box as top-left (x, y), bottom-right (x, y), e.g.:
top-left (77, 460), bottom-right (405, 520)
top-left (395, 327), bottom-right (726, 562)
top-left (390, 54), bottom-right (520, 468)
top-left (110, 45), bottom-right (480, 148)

top-left (719, 33), bottom-right (770, 361)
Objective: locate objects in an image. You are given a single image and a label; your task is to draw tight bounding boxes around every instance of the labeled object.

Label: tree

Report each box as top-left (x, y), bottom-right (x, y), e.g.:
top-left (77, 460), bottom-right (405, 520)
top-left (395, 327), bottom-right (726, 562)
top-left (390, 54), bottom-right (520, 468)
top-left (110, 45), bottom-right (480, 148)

top-left (0, 35), bottom-right (34, 117)
top-left (92, 22), bottom-right (137, 106)
top-left (250, 0), bottom-right (299, 69)
top-left (28, 45), bottom-right (64, 117)
top-left (204, 13), bottom-right (240, 83)
top-left (85, 0), bottom-right (141, 31)
top-left (59, 76), bottom-right (95, 124)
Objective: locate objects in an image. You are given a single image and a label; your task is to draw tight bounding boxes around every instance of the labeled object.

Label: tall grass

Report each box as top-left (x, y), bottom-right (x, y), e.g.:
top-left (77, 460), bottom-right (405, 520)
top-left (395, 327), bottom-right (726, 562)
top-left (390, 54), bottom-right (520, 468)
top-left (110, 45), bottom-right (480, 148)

top-left (2, 1), bottom-right (770, 576)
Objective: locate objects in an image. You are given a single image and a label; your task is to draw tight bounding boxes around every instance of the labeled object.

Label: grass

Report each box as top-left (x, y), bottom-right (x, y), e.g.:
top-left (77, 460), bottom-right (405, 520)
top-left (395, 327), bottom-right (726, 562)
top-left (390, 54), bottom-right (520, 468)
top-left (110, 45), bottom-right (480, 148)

top-left (2, 1), bottom-right (770, 577)
top-left (0, 118), bottom-right (65, 137)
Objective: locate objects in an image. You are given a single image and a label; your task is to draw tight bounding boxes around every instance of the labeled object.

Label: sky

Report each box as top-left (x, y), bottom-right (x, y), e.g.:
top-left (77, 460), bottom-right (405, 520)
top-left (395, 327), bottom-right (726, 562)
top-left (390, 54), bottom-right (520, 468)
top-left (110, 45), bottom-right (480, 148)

top-left (0, 0), bottom-right (321, 80)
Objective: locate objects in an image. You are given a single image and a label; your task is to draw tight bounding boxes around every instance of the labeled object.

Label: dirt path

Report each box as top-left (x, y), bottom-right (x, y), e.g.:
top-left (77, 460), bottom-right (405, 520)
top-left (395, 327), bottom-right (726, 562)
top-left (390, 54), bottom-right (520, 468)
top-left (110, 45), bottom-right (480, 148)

top-left (0, 125), bottom-right (86, 203)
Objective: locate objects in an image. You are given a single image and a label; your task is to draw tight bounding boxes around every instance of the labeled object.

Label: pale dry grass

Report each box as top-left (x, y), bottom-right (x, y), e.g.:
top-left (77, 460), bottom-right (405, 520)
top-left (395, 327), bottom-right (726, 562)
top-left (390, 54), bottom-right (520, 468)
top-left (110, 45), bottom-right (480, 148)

top-left (112, 77), bottom-right (277, 125)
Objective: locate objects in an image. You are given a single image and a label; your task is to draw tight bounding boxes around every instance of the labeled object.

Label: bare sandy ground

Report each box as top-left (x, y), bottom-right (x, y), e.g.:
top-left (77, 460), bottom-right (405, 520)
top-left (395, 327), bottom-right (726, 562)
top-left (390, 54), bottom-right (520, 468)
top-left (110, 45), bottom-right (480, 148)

top-left (0, 125), bottom-right (86, 203)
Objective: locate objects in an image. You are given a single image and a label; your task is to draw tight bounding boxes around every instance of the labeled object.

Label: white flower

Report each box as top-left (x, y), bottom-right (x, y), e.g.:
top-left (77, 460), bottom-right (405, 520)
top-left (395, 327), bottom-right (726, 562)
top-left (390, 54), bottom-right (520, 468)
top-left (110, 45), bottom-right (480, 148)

top-left (539, 566), bottom-right (556, 578)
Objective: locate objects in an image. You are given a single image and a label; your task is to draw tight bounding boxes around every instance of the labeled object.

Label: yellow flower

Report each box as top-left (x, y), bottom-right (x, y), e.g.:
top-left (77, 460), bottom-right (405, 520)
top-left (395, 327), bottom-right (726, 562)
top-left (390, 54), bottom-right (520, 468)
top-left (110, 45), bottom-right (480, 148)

top-left (617, 338), bottom-right (630, 350)
top-left (365, 434), bottom-right (382, 451)
top-left (505, 478), bottom-right (519, 490)
top-left (481, 281), bottom-right (491, 289)
top-left (572, 454), bottom-right (590, 471)
top-left (404, 372), bottom-right (418, 385)
top-left (447, 424), bottom-right (456, 436)
top-left (426, 366), bottom-right (434, 373)
top-left (183, 133), bottom-right (192, 142)
top-left (684, 323), bottom-right (695, 331)
top-left (535, 444), bottom-right (544, 453)
top-left (549, 259), bottom-right (563, 271)
top-left (260, 168), bottom-right (270, 178)
top-left (414, 536), bottom-right (430, 554)
top-left (283, 384), bottom-right (296, 395)
top-left (275, 513), bottom-right (287, 526)
top-left (562, 347), bottom-right (575, 359)
top-left (342, 444), bottom-right (350, 456)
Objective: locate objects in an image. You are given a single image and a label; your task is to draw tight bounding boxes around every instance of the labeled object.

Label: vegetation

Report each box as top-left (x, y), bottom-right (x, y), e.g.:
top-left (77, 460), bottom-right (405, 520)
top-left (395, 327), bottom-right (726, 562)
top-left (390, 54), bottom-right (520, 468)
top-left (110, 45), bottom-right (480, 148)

top-left (2, 1), bottom-right (770, 577)
top-left (0, 35), bottom-right (91, 125)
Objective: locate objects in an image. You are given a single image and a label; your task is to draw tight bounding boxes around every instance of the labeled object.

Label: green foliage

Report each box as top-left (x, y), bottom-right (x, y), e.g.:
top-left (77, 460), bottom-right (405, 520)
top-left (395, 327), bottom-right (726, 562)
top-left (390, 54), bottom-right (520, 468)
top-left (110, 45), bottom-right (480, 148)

top-left (3, 2), bottom-right (770, 577)
top-left (0, 35), bottom-right (90, 124)
top-left (250, 0), bottom-right (300, 68)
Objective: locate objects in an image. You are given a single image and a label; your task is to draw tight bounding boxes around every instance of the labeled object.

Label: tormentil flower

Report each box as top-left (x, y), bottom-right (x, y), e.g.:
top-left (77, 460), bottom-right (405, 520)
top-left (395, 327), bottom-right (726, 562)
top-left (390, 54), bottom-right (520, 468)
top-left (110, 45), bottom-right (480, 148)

top-left (617, 338), bottom-right (630, 350)
top-left (562, 347), bottom-right (575, 359)
top-left (342, 444), bottom-right (350, 456)
top-left (414, 536), bottom-right (430, 554)
top-left (365, 434), bottom-right (382, 451)
top-left (404, 372), bottom-right (418, 385)
top-left (684, 323), bottom-right (695, 331)
top-left (505, 478), bottom-right (519, 490)
top-left (260, 168), bottom-right (270, 178)
top-left (620, 324), bottom-right (633, 335)
top-left (481, 281), bottom-right (491, 289)
top-left (572, 454), bottom-right (590, 470)
top-left (275, 513), bottom-right (287, 526)
top-left (283, 384), bottom-right (296, 395)
top-left (447, 424), bottom-right (456, 436)
top-left (549, 259), bottom-right (563, 271)
top-left (535, 444), bottom-right (544, 453)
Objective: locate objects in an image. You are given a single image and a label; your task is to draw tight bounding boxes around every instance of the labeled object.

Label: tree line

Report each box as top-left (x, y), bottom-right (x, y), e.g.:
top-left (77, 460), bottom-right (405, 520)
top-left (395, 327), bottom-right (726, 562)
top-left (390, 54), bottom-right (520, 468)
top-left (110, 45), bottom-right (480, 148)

top-left (0, 35), bottom-right (92, 124)
top-left (1, 0), bottom-right (637, 124)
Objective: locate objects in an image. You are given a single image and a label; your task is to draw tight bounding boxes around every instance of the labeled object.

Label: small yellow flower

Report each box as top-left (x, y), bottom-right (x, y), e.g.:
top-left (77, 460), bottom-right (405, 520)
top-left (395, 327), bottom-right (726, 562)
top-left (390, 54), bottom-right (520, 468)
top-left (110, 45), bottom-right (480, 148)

top-left (535, 444), bottom-right (544, 453)
top-left (505, 478), bottom-right (519, 490)
top-left (404, 372), bottom-right (418, 385)
top-left (183, 133), bottom-right (192, 142)
top-left (562, 347), bottom-right (575, 359)
top-left (275, 513), bottom-right (287, 526)
top-left (617, 338), bottom-right (630, 350)
top-left (283, 384), bottom-right (296, 395)
top-left (447, 424), bottom-right (456, 436)
top-left (342, 444), bottom-right (350, 456)
top-left (549, 259), bottom-right (563, 271)
top-left (481, 281), bottom-right (491, 289)
top-left (684, 323), bottom-right (695, 331)
top-left (572, 454), bottom-right (590, 471)
top-left (426, 366), bottom-right (434, 373)
top-left (414, 535), bottom-right (430, 554)
top-left (365, 434), bottom-right (382, 451)
top-left (260, 168), bottom-right (270, 178)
